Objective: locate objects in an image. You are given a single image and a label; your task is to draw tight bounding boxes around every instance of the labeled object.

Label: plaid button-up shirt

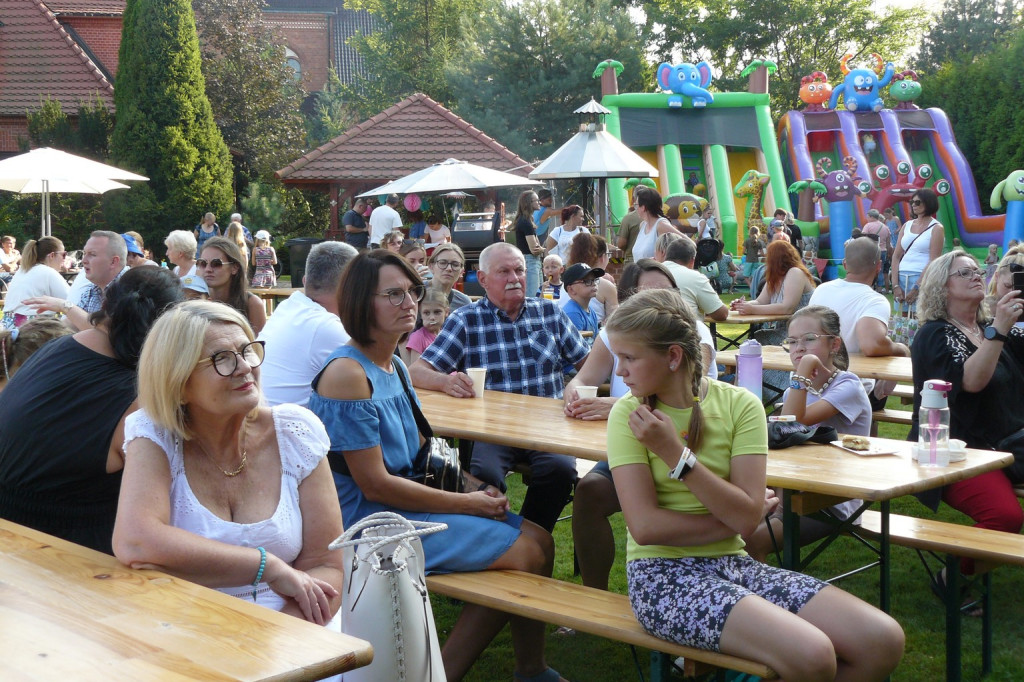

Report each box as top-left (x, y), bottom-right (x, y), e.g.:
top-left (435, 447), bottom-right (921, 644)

top-left (421, 296), bottom-right (589, 399)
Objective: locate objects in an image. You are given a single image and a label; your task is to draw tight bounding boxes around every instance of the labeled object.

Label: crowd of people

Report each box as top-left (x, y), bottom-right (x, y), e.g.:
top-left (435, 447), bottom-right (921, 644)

top-left (5, 186), bottom-right (1024, 682)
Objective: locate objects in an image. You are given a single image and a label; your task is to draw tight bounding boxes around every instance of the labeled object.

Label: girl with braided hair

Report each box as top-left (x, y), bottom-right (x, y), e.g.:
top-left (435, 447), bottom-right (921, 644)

top-left (604, 288), bottom-right (903, 681)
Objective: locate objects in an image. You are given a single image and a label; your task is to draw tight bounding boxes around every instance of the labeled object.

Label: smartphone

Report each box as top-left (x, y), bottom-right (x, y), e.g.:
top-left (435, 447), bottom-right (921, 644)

top-left (1014, 271), bottom-right (1024, 297)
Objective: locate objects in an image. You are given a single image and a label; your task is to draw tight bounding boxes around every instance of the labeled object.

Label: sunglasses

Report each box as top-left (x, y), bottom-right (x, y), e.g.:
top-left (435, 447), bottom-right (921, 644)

top-left (196, 258), bottom-right (230, 269)
top-left (911, 200), bottom-right (923, 206)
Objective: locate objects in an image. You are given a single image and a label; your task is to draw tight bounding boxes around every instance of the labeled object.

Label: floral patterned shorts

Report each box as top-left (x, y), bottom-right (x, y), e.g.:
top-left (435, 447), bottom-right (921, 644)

top-left (627, 555), bottom-right (827, 652)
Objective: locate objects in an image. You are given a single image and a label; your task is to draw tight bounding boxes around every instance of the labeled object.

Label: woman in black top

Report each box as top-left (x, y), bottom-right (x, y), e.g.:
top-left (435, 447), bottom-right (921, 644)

top-left (0, 267), bottom-right (182, 553)
top-left (513, 190), bottom-right (546, 298)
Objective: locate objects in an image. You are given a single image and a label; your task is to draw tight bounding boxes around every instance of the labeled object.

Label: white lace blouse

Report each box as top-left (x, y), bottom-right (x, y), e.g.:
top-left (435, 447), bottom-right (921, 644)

top-left (123, 403), bottom-right (329, 609)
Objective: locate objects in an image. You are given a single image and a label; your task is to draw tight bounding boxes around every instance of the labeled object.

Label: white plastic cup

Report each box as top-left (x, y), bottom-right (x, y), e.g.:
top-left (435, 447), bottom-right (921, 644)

top-left (575, 385), bottom-right (598, 399)
top-left (467, 368), bottom-right (487, 397)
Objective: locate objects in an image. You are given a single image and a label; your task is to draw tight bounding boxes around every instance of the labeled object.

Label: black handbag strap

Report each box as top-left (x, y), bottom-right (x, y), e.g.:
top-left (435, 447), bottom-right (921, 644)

top-left (392, 357), bottom-right (435, 440)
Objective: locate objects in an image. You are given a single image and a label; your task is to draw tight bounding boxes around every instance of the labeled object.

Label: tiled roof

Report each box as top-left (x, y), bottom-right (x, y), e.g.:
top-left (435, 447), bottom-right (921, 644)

top-left (44, 0), bottom-right (125, 14)
top-left (277, 93), bottom-right (532, 182)
top-left (0, 1), bottom-right (114, 116)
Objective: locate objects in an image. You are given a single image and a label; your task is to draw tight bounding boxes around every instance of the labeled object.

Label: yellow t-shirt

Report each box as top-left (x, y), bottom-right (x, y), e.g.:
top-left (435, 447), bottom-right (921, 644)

top-left (606, 380), bottom-right (768, 561)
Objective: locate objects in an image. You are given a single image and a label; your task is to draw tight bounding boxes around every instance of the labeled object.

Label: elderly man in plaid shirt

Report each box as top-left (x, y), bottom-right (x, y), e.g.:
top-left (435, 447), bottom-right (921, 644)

top-left (411, 242), bottom-right (589, 531)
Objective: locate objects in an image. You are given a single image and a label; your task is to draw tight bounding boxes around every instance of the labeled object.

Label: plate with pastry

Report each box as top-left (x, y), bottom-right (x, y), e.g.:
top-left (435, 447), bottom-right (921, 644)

top-left (830, 435), bottom-right (901, 457)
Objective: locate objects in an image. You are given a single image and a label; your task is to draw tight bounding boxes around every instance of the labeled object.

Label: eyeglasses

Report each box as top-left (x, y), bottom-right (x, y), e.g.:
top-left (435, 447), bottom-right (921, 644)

top-left (781, 333), bottom-right (834, 351)
top-left (434, 259), bottom-right (463, 271)
top-left (572, 278), bottom-right (598, 287)
top-left (377, 285), bottom-right (426, 306)
top-left (911, 200), bottom-right (923, 206)
top-left (950, 267), bottom-right (982, 280)
top-left (196, 258), bottom-right (229, 269)
top-left (197, 340), bottom-right (265, 377)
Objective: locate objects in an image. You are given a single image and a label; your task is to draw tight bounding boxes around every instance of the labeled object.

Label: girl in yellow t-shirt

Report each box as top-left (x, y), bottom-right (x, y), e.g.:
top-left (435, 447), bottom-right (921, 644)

top-left (604, 289), bottom-right (903, 681)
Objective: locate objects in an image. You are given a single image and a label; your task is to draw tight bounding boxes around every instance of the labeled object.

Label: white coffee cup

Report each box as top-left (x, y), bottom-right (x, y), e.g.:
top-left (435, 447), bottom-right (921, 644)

top-left (467, 368), bottom-right (487, 397)
top-left (575, 385), bottom-right (598, 399)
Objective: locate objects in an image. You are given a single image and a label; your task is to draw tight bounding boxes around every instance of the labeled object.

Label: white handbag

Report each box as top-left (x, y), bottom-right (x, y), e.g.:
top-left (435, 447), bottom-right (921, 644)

top-left (330, 512), bottom-right (448, 682)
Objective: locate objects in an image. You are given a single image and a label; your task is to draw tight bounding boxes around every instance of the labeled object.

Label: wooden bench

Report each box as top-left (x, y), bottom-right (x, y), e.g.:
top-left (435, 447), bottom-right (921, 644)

top-left (872, 408), bottom-right (913, 425)
top-left (889, 384), bottom-right (914, 403)
top-left (426, 569), bottom-right (778, 681)
top-left (858, 510), bottom-right (1024, 681)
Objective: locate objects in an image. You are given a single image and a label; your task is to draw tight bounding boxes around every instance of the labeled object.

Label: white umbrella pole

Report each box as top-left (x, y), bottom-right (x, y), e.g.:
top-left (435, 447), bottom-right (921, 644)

top-left (42, 179), bottom-right (49, 237)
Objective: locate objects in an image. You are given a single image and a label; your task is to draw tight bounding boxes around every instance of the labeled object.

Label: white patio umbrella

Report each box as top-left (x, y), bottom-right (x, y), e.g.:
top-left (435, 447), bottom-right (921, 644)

top-left (530, 99), bottom-right (658, 233)
top-left (357, 158), bottom-right (540, 198)
top-left (0, 147), bottom-right (149, 236)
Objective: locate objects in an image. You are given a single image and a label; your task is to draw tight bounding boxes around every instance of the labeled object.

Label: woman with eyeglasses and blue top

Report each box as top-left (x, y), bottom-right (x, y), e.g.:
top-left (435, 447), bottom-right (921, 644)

top-left (743, 305), bottom-right (872, 562)
top-left (890, 188), bottom-right (944, 314)
top-left (308, 250), bottom-right (567, 682)
top-left (909, 250), bottom-right (1024, 604)
top-left (199, 236), bottom-right (267, 334)
top-left (113, 300), bottom-right (344, 627)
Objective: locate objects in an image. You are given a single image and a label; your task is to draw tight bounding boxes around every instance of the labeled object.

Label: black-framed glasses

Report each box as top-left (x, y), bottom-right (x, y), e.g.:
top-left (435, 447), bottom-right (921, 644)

top-left (911, 200), bottom-right (923, 206)
top-left (434, 259), bottom-right (463, 271)
top-left (377, 285), bottom-right (426, 306)
top-left (1008, 263), bottom-right (1024, 273)
top-left (572, 278), bottom-right (598, 287)
top-left (950, 267), bottom-right (982, 280)
top-left (198, 340), bottom-right (265, 376)
top-left (196, 258), bottom-right (229, 269)
top-left (781, 333), bottom-right (834, 351)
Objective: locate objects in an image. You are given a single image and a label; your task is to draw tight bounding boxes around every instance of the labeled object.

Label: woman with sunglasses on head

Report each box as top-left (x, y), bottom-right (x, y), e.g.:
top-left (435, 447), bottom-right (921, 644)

top-left (743, 306), bottom-right (871, 561)
top-left (309, 250), bottom-right (566, 682)
top-left (427, 242), bottom-right (472, 311)
top-left (0, 267), bottom-right (182, 553)
top-left (910, 250), bottom-right (1024, 599)
top-left (113, 300), bottom-right (342, 626)
top-left (200, 236), bottom-right (266, 334)
top-left (1, 236), bottom-right (70, 330)
top-left (890, 188), bottom-right (944, 313)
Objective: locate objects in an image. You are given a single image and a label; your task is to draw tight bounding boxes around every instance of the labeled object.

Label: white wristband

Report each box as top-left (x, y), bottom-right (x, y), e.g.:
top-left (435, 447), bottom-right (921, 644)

top-left (669, 447), bottom-right (697, 481)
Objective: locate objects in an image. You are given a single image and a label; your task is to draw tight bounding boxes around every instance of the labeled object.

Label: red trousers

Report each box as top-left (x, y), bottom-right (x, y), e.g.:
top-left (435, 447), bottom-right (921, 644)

top-left (942, 469), bottom-right (1024, 574)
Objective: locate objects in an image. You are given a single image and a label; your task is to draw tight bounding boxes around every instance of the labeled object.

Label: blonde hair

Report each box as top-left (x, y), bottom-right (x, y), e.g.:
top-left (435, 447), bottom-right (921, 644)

top-left (988, 247), bottom-right (1024, 298)
top-left (605, 288), bottom-right (706, 451)
top-left (787, 306), bottom-right (849, 370)
top-left (137, 300), bottom-right (256, 440)
top-left (420, 287), bottom-right (449, 314)
top-left (0, 318), bottom-right (72, 383)
top-left (916, 250), bottom-right (987, 325)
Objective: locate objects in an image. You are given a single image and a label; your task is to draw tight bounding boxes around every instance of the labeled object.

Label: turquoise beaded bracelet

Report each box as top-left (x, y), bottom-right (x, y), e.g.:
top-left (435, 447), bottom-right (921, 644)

top-left (251, 546), bottom-right (267, 601)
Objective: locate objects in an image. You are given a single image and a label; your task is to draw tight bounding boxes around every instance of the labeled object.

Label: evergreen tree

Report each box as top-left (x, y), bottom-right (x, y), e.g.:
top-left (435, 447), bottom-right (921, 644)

top-left (109, 0), bottom-right (233, 236)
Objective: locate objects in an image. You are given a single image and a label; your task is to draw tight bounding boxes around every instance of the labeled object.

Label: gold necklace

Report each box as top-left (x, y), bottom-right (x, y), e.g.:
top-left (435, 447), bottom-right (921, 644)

top-left (192, 421), bottom-right (248, 477)
top-left (950, 317), bottom-right (982, 340)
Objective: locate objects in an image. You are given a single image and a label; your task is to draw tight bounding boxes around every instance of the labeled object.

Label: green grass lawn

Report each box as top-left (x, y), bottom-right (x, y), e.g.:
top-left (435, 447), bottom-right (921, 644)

top-left (429, 296), bottom-right (1024, 680)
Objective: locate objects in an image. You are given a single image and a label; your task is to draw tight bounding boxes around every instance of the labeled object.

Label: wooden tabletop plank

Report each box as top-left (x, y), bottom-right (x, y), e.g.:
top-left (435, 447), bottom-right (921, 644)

top-left (706, 312), bottom-right (791, 326)
top-left (0, 520), bottom-right (373, 681)
top-left (717, 345), bottom-right (913, 383)
top-left (418, 389), bottom-right (1011, 501)
top-left (253, 287), bottom-right (301, 299)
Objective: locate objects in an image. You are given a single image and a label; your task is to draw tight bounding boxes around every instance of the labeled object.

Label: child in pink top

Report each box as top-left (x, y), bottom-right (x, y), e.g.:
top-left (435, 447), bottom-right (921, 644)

top-left (405, 288), bottom-right (449, 364)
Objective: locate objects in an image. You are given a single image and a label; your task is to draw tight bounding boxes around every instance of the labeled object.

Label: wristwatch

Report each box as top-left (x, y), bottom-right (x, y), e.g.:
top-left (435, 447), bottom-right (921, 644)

top-left (668, 447), bottom-right (698, 481)
top-left (984, 326), bottom-right (1008, 343)
top-left (61, 300), bottom-right (74, 314)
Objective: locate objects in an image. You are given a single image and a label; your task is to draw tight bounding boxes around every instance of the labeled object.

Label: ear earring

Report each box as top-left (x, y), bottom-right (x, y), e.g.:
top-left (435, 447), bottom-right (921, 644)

top-left (669, 364), bottom-right (677, 371)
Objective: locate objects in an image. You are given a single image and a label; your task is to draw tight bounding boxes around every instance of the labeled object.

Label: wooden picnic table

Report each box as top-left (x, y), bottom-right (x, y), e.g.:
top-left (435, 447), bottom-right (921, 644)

top-left (717, 345), bottom-right (914, 383)
top-left (705, 312), bottom-right (790, 350)
top-left (417, 388), bottom-right (1010, 611)
top-left (253, 286), bottom-right (301, 315)
top-left (0, 519), bottom-right (373, 681)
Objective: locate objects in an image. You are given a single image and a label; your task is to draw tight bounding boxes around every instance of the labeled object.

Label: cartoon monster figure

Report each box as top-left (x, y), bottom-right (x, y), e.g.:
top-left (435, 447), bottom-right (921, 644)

top-left (865, 160), bottom-right (948, 213)
top-left (991, 170), bottom-right (1024, 249)
top-left (788, 156), bottom-right (865, 277)
top-left (828, 53), bottom-right (895, 113)
top-left (799, 71), bottom-right (833, 112)
top-left (656, 61), bottom-right (714, 108)
top-left (889, 71), bottom-right (922, 110)
top-left (664, 193), bottom-right (709, 234)
top-left (733, 170), bottom-right (771, 232)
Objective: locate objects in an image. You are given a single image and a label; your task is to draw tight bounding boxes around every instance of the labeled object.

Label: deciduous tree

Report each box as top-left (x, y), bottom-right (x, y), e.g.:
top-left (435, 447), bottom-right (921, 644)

top-left (447, 0), bottom-right (650, 160)
top-left (916, 0), bottom-right (1020, 75)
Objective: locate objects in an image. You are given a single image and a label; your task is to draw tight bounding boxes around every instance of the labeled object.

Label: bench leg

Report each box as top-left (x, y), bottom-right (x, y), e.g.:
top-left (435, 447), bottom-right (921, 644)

top-left (945, 553), bottom-right (962, 682)
top-left (982, 572), bottom-right (993, 676)
top-left (650, 651), bottom-right (671, 682)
